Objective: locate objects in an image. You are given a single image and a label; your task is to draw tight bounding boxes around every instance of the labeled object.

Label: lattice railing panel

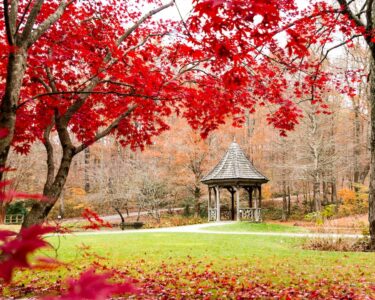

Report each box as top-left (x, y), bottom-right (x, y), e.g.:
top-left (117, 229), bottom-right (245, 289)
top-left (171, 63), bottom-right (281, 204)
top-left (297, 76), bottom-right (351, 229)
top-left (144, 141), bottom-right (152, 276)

top-left (208, 209), bottom-right (217, 222)
top-left (5, 214), bottom-right (24, 225)
top-left (238, 208), bottom-right (262, 222)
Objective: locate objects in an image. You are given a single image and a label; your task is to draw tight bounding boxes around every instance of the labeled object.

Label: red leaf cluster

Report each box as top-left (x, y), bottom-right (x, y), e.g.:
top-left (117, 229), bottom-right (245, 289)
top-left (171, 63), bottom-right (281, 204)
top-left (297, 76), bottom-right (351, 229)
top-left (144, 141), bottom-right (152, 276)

top-left (2, 0), bottom-right (361, 155)
top-left (0, 225), bottom-right (55, 283)
top-left (0, 128), bottom-right (9, 138)
top-left (0, 176), bottom-right (46, 203)
top-left (81, 208), bottom-right (112, 230)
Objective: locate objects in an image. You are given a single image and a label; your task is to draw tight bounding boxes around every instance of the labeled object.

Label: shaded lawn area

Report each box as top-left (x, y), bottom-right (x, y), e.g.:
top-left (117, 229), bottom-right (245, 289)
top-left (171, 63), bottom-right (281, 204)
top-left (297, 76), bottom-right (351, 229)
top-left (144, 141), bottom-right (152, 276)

top-left (5, 232), bottom-right (375, 299)
top-left (200, 222), bottom-right (308, 233)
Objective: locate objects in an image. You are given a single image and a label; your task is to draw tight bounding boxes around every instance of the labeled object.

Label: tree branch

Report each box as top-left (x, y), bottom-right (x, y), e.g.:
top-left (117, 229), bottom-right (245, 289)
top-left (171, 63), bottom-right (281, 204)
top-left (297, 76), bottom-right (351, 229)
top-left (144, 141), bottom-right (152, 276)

top-left (28, 0), bottom-right (73, 46)
top-left (15, 0), bottom-right (32, 34)
top-left (336, 0), bottom-right (365, 28)
top-left (366, 0), bottom-right (374, 31)
top-left (9, 0), bottom-right (19, 36)
top-left (31, 90), bottom-right (161, 100)
top-left (20, 0), bottom-right (45, 43)
top-left (49, 1), bottom-right (172, 127)
top-left (3, 0), bottom-right (14, 45)
top-left (74, 104), bottom-right (138, 154)
top-left (116, 0), bottom-right (174, 46)
top-left (43, 120), bottom-right (55, 190)
top-left (319, 34), bottom-right (362, 64)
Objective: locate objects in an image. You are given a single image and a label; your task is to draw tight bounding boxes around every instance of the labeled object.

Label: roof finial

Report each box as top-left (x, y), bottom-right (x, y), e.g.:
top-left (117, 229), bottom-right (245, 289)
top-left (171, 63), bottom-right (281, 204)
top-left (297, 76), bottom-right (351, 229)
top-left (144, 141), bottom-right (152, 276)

top-left (233, 135), bottom-right (236, 143)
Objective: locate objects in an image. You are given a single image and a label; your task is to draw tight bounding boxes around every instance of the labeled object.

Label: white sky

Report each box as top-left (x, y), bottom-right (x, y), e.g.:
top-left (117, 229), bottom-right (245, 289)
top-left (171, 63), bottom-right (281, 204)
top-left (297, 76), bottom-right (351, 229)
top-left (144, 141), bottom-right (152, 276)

top-left (149, 0), bottom-right (347, 59)
top-left (155, 0), bottom-right (310, 21)
top-left (155, 0), bottom-right (193, 21)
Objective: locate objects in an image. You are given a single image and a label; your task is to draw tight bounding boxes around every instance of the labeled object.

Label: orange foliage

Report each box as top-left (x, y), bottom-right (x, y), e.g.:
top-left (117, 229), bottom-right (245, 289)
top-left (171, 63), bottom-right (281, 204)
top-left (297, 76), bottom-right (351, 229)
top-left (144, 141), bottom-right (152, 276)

top-left (338, 186), bottom-right (368, 216)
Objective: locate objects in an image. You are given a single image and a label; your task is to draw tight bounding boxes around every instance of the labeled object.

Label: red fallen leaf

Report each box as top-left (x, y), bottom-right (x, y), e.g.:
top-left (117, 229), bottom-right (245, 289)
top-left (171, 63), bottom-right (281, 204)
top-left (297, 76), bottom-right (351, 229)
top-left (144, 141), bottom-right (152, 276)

top-left (44, 268), bottom-right (137, 300)
top-left (33, 257), bottom-right (63, 271)
top-left (0, 225), bottom-right (55, 283)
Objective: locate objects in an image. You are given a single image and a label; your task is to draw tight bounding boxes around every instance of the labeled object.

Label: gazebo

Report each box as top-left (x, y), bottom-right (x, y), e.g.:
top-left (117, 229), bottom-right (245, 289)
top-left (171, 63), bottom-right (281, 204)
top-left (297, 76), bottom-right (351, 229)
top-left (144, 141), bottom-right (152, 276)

top-left (201, 141), bottom-right (269, 222)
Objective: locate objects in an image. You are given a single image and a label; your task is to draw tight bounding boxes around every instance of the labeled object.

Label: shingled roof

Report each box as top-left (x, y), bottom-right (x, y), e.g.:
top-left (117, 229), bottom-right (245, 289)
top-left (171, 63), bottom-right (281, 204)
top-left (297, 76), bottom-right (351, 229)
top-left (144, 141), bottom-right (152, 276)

top-left (201, 142), bottom-right (268, 185)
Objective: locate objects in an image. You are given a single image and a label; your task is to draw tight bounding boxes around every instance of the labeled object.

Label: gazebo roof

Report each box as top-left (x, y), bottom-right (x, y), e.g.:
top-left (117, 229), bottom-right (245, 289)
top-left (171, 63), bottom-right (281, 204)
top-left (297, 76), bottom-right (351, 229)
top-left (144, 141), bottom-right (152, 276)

top-left (201, 141), bottom-right (268, 185)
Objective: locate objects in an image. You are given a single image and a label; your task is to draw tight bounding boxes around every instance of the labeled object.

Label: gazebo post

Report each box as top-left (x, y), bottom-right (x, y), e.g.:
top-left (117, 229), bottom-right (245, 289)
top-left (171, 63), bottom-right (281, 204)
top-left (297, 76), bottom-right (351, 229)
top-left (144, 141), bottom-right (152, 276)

top-left (230, 189), bottom-right (235, 221)
top-left (258, 186), bottom-right (262, 208)
top-left (216, 186), bottom-right (220, 222)
top-left (258, 185), bottom-right (262, 222)
top-left (249, 187), bottom-right (253, 208)
top-left (236, 186), bottom-right (240, 221)
top-left (208, 187), bottom-right (212, 222)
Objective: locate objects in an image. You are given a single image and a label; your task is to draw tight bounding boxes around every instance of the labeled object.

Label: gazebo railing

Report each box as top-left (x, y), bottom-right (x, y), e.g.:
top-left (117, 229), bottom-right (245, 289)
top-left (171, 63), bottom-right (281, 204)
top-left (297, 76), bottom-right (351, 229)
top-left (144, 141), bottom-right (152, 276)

top-left (208, 209), bottom-right (217, 221)
top-left (208, 209), bottom-right (232, 221)
top-left (220, 209), bottom-right (232, 220)
top-left (5, 214), bottom-right (24, 225)
top-left (239, 208), bottom-right (262, 222)
top-left (209, 208), bottom-right (261, 222)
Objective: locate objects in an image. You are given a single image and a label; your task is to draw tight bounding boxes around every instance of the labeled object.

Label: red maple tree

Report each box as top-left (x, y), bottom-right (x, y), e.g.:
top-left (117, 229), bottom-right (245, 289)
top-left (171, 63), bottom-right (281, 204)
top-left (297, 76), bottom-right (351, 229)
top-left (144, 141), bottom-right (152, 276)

top-left (1, 0), bottom-right (301, 227)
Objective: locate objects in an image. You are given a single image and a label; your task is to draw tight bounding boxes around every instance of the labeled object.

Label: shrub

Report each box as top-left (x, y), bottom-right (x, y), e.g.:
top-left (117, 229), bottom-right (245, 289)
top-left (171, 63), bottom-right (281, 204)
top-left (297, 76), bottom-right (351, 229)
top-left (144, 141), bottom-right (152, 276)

top-left (304, 204), bottom-right (337, 225)
top-left (338, 185), bottom-right (368, 216)
top-left (262, 207), bottom-right (283, 220)
top-left (262, 185), bottom-right (272, 200)
top-left (143, 215), bottom-right (206, 229)
top-left (50, 187), bottom-right (88, 219)
top-left (6, 201), bottom-right (27, 215)
top-left (302, 236), bottom-right (370, 252)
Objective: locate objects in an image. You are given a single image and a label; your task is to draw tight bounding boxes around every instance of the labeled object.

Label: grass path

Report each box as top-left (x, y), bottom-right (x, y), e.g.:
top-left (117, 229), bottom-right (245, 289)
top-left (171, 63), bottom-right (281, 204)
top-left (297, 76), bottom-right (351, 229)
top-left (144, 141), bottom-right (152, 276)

top-left (53, 221), bottom-right (365, 239)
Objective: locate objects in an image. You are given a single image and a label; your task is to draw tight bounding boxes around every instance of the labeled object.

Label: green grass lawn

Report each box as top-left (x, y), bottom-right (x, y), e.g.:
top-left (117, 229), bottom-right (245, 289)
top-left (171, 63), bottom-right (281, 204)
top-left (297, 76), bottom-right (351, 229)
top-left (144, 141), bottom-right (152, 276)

top-left (42, 232), bottom-right (374, 284)
top-left (5, 231), bottom-right (375, 298)
top-left (200, 222), bottom-right (308, 233)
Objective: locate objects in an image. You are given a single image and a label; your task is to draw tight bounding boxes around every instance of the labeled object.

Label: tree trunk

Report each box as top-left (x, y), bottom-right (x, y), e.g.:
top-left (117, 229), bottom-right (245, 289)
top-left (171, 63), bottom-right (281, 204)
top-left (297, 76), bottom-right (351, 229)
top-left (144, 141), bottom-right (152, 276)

top-left (0, 49), bottom-right (28, 179)
top-left (194, 185), bottom-right (201, 217)
top-left (22, 148), bottom-right (74, 227)
top-left (282, 181), bottom-right (288, 221)
top-left (360, 163), bottom-right (370, 184)
top-left (353, 100), bottom-right (361, 192)
top-left (59, 189), bottom-right (65, 218)
top-left (137, 205), bottom-right (142, 222)
top-left (287, 185), bottom-right (291, 215)
top-left (0, 150), bottom-right (9, 224)
top-left (0, 204), bottom-right (7, 224)
top-left (313, 172), bottom-right (322, 212)
top-left (84, 148), bottom-right (90, 192)
top-left (368, 54), bottom-right (375, 250)
top-left (331, 179), bottom-right (338, 205)
top-left (114, 207), bottom-right (125, 230)
top-left (322, 179), bottom-right (329, 205)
